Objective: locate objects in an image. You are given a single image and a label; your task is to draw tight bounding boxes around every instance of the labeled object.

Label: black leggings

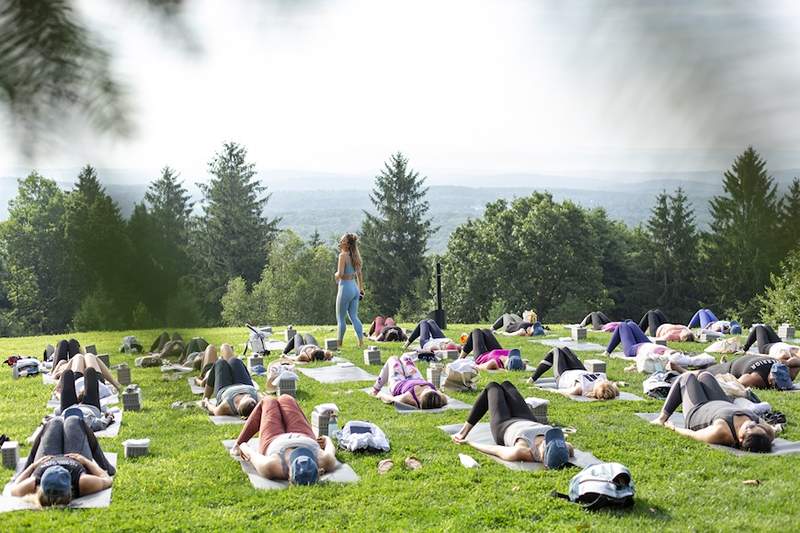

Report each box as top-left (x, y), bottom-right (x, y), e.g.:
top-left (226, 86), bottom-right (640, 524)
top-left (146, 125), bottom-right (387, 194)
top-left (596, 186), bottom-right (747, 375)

top-left (638, 309), bottom-right (669, 337)
top-left (462, 328), bottom-right (502, 356)
top-left (25, 417), bottom-right (115, 475)
top-left (407, 319), bottom-right (445, 347)
top-left (466, 381), bottom-right (537, 445)
top-left (207, 358), bottom-right (253, 396)
top-left (529, 347), bottom-right (585, 382)
top-left (59, 368), bottom-right (101, 411)
top-left (742, 324), bottom-right (782, 354)
top-left (150, 331), bottom-right (170, 353)
top-left (283, 333), bottom-right (319, 354)
top-left (580, 311), bottom-right (611, 330)
top-left (662, 372), bottom-right (728, 418)
top-left (53, 339), bottom-right (81, 366)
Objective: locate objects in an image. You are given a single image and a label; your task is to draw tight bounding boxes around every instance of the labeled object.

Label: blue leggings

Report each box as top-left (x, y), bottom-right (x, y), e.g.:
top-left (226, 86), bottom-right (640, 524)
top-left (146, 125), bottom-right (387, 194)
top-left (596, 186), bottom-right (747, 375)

top-left (606, 320), bottom-right (651, 357)
top-left (336, 280), bottom-right (363, 342)
top-left (688, 309), bottom-right (719, 329)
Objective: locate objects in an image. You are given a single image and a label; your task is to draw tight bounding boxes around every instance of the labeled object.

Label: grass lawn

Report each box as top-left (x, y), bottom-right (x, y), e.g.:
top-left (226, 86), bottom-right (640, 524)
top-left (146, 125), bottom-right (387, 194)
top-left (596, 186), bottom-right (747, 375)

top-left (1, 324), bottom-right (798, 532)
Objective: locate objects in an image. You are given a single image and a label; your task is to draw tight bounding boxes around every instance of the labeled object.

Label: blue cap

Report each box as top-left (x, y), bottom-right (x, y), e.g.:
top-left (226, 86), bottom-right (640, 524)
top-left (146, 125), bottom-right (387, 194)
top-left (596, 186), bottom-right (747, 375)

top-left (543, 428), bottom-right (570, 469)
top-left (289, 447), bottom-right (319, 485)
top-left (251, 364), bottom-right (266, 375)
top-left (62, 406), bottom-right (84, 420)
top-left (730, 321), bottom-right (742, 334)
top-left (40, 465), bottom-right (72, 500)
top-left (507, 349), bottom-right (524, 371)
top-left (770, 363), bottom-right (794, 390)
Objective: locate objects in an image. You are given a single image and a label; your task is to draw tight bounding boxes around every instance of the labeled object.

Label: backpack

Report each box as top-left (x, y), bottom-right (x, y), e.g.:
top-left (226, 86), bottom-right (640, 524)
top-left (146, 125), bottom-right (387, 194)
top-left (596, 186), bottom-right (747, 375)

top-left (554, 462), bottom-right (635, 511)
top-left (532, 322), bottom-right (545, 336)
top-left (337, 420), bottom-right (390, 453)
top-left (442, 359), bottom-right (479, 392)
top-left (12, 358), bottom-right (40, 379)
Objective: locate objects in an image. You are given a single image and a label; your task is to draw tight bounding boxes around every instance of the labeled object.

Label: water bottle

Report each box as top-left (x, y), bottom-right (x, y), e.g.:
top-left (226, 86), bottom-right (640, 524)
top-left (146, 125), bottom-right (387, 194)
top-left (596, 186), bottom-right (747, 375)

top-left (327, 414), bottom-right (339, 440)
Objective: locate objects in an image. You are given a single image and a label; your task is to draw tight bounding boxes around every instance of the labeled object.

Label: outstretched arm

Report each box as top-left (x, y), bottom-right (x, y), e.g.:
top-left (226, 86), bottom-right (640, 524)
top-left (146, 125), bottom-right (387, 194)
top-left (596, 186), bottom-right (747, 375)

top-left (467, 441), bottom-right (532, 462)
top-left (665, 420), bottom-right (734, 446)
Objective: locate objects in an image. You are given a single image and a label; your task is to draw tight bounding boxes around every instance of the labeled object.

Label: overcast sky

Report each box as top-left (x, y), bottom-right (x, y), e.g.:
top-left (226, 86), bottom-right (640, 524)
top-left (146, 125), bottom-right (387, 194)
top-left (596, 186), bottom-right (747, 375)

top-left (2, 0), bottom-right (800, 184)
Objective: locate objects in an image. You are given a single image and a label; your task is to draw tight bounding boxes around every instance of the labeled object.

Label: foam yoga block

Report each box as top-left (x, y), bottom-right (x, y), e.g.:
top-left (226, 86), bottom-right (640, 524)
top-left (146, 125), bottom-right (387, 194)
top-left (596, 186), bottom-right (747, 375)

top-left (221, 439), bottom-right (359, 490)
top-left (635, 413), bottom-right (800, 456)
top-left (438, 424), bottom-right (601, 471)
top-left (570, 326), bottom-right (587, 341)
top-left (325, 339), bottom-right (338, 351)
top-left (362, 387), bottom-right (472, 413)
top-left (534, 378), bottom-right (645, 402)
top-left (536, 339), bottom-right (606, 352)
top-left (584, 359), bottom-right (606, 373)
top-left (1, 441), bottom-right (19, 469)
top-left (0, 453), bottom-right (117, 512)
top-left (297, 363), bottom-right (377, 384)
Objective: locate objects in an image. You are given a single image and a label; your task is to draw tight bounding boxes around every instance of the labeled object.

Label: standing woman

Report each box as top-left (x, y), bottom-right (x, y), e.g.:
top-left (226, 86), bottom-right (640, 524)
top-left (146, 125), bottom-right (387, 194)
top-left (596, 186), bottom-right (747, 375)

top-left (335, 233), bottom-right (364, 348)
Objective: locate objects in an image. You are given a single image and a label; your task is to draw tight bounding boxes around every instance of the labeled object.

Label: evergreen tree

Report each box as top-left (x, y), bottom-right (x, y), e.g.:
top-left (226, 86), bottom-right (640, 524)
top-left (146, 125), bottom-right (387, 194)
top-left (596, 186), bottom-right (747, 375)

top-left (194, 142), bottom-right (280, 319)
top-left (639, 188), bottom-right (701, 319)
top-left (704, 147), bottom-right (781, 319)
top-left (64, 165), bottom-right (136, 320)
top-left (360, 153), bottom-right (435, 316)
top-left (779, 178), bottom-right (800, 255)
top-left (134, 166), bottom-right (195, 319)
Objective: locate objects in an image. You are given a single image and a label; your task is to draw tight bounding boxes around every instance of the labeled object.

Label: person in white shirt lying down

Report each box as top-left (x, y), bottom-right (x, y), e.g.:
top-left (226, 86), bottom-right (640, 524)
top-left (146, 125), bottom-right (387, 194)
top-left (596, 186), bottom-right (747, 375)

top-left (527, 347), bottom-right (620, 399)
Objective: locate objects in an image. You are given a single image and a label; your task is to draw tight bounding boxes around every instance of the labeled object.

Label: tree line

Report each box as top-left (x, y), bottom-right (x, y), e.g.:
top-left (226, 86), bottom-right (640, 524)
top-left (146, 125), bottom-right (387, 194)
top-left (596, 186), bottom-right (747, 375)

top-left (1, 145), bottom-right (798, 335)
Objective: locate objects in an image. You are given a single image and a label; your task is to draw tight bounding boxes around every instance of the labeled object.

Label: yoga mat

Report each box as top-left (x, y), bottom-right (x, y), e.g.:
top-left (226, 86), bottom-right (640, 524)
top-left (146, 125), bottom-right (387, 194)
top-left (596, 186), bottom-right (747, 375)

top-left (535, 339), bottom-right (605, 352)
top-left (534, 378), bottom-right (645, 401)
top-left (160, 364), bottom-right (193, 373)
top-left (47, 394), bottom-right (119, 409)
top-left (635, 413), bottom-right (800, 456)
top-left (30, 409), bottom-right (123, 440)
top-left (362, 387), bottom-right (472, 413)
top-left (0, 453), bottom-right (117, 512)
top-left (221, 439), bottom-right (359, 489)
top-left (438, 423), bottom-right (601, 471)
top-left (210, 415), bottom-right (246, 425)
top-left (188, 377), bottom-right (205, 395)
top-left (297, 363), bottom-right (377, 384)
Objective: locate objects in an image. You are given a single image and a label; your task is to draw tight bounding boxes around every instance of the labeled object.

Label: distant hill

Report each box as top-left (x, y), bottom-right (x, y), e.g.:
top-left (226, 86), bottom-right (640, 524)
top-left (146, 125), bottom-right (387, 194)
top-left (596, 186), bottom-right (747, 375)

top-left (1, 168), bottom-right (797, 253)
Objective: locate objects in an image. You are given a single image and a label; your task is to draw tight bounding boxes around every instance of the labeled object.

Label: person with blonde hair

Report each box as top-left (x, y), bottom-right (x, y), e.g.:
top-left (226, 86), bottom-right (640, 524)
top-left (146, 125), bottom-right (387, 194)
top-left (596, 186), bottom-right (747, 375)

top-left (528, 347), bottom-right (620, 400)
top-left (334, 233), bottom-right (364, 348)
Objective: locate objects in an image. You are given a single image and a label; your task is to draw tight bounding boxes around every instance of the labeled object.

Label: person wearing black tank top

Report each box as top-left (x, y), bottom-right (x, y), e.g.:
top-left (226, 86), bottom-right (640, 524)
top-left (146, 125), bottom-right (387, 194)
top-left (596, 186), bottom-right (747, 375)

top-left (667, 353), bottom-right (800, 389)
top-left (651, 372), bottom-right (775, 452)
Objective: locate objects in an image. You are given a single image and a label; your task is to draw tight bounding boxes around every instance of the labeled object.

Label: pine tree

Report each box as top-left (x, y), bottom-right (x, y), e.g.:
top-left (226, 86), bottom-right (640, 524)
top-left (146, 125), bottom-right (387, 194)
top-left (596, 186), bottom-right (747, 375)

top-left (194, 142), bottom-right (280, 319)
top-left (64, 165), bottom-right (136, 319)
top-left (144, 166), bottom-right (194, 247)
top-left (704, 147), bottom-right (781, 318)
top-left (640, 188), bottom-right (700, 319)
top-left (360, 153), bottom-right (435, 316)
top-left (136, 166), bottom-right (195, 319)
top-left (779, 178), bottom-right (800, 255)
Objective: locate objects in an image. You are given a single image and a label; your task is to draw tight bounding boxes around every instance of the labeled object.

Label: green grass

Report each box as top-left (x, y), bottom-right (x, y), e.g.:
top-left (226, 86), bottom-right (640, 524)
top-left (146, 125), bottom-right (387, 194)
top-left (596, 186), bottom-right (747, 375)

top-left (1, 325), bottom-right (798, 532)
